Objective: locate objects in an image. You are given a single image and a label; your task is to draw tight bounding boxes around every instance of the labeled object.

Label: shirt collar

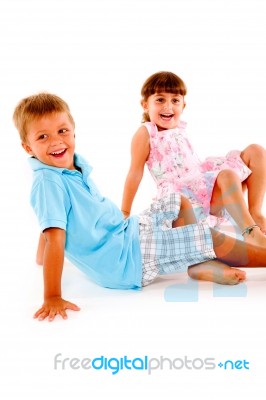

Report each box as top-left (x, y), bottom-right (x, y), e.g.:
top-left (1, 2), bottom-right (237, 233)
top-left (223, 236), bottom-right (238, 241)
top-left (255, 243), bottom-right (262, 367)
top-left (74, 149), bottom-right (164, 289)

top-left (28, 153), bottom-right (93, 178)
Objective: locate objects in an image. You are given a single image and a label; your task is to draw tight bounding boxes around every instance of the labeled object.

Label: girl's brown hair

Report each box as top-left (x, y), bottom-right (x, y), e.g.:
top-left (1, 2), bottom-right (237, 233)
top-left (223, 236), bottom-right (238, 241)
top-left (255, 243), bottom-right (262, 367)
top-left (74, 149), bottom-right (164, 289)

top-left (13, 92), bottom-right (75, 143)
top-left (141, 71), bottom-right (187, 122)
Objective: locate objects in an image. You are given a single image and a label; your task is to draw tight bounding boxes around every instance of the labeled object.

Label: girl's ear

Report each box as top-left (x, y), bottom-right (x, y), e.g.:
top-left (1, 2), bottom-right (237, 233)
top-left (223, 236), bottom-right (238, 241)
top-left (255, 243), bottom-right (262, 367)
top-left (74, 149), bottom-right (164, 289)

top-left (141, 99), bottom-right (148, 111)
top-left (22, 142), bottom-right (34, 155)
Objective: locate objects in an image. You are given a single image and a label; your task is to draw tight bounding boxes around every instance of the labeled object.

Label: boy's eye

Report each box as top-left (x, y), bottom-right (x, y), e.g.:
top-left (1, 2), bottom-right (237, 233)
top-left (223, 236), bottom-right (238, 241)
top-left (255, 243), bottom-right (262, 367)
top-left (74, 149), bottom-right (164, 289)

top-left (59, 129), bottom-right (67, 134)
top-left (156, 98), bottom-right (164, 103)
top-left (173, 98), bottom-right (180, 103)
top-left (38, 134), bottom-right (47, 140)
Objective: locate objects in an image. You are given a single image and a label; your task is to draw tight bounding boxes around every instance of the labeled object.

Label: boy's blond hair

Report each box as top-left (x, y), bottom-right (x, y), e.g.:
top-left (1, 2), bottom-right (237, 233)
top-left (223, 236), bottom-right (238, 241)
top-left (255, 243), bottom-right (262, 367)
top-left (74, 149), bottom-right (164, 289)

top-left (13, 92), bottom-right (75, 143)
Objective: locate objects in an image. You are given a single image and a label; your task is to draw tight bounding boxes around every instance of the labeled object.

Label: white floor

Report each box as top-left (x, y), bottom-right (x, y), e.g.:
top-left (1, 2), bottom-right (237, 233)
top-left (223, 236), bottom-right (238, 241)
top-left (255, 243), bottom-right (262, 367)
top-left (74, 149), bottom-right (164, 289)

top-left (2, 213), bottom-right (266, 399)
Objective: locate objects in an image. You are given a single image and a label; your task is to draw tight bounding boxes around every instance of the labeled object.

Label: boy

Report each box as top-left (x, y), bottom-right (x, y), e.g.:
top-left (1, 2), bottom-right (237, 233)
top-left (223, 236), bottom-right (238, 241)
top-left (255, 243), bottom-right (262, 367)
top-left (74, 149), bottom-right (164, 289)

top-left (13, 92), bottom-right (266, 322)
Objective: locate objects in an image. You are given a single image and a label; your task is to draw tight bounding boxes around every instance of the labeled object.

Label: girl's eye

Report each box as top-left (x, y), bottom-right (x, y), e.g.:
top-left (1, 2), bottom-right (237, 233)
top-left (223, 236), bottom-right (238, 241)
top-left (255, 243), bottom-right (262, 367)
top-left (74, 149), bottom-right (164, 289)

top-left (156, 98), bottom-right (164, 103)
top-left (173, 98), bottom-right (180, 103)
top-left (59, 129), bottom-right (67, 134)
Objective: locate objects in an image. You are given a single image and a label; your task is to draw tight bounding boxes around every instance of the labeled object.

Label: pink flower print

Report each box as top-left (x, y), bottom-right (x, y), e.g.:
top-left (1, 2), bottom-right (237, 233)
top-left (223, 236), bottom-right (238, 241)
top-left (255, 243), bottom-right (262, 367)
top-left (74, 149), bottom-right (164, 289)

top-left (171, 142), bottom-right (179, 153)
top-left (164, 160), bottom-right (175, 174)
top-left (173, 153), bottom-right (184, 168)
top-left (150, 130), bottom-right (156, 139)
top-left (163, 142), bottom-right (173, 156)
top-left (201, 161), bottom-right (213, 171)
top-left (151, 165), bottom-right (164, 179)
top-left (152, 147), bottom-right (164, 162)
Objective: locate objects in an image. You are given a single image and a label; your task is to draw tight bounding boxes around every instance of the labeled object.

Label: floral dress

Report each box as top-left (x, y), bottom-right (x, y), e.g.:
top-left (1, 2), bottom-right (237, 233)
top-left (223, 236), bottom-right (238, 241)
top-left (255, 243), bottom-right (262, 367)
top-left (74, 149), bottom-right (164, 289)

top-left (145, 121), bottom-right (251, 223)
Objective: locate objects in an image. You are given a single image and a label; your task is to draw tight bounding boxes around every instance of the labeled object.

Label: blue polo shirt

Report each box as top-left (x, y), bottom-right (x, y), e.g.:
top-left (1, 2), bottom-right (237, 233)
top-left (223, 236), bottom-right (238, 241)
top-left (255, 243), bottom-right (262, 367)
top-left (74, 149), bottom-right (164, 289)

top-left (28, 154), bottom-right (142, 289)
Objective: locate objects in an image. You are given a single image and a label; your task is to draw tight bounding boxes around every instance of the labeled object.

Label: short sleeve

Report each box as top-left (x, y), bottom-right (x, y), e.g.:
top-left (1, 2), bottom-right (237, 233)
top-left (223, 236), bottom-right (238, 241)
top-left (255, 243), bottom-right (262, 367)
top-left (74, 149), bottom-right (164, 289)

top-left (30, 177), bottom-right (71, 232)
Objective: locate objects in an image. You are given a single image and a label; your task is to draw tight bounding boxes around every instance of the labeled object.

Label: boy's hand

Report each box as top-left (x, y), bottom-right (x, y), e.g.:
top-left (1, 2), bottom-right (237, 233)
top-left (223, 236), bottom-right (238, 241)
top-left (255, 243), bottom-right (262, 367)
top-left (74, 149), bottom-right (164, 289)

top-left (34, 296), bottom-right (80, 321)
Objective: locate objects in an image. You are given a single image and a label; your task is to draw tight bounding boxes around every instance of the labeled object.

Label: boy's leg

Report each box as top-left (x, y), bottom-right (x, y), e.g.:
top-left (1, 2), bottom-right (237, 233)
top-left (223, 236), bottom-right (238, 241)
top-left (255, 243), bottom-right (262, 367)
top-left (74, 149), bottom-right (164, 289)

top-left (172, 195), bottom-right (197, 226)
top-left (240, 144), bottom-right (266, 233)
top-left (173, 196), bottom-right (246, 284)
top-left (188, 259), bottom-right (246, 285)
top-left (210, 228), bottom-right (266, 267)
top-left (188, 224), bottom-right (266, 283)
top-left (142, 194), bottom-right (247, 285)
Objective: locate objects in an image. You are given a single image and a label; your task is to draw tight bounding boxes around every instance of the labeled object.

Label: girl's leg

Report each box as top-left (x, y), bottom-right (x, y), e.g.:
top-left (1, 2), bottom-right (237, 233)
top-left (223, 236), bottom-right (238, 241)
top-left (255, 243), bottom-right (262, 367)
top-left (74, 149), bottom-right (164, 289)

top-left (210, 169), bottom-right (266, 247)
top-left (240, 144), bottom-right (266, 233)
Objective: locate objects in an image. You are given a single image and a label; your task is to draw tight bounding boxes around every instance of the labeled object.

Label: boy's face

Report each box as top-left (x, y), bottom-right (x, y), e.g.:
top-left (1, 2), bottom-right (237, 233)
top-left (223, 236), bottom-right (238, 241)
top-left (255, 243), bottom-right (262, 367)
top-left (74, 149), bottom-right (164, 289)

top-left (142, 92), bottom-right (186, 131)
top-left (22, 112), bottom-right (76, 170)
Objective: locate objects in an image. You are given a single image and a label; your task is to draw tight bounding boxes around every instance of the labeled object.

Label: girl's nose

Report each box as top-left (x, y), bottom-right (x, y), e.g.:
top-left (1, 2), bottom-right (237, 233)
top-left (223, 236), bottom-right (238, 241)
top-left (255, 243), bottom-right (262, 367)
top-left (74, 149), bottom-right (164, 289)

top-left (163, 102), bottom-right (172, 111)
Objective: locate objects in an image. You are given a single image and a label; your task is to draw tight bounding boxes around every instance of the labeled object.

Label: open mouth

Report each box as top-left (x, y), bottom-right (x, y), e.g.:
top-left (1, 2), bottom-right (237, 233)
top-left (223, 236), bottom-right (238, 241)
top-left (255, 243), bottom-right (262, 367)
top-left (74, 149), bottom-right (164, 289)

top-left (50, 149), bottom-right (67, 158)
top-left (160, 113), bottom-right (174, 121)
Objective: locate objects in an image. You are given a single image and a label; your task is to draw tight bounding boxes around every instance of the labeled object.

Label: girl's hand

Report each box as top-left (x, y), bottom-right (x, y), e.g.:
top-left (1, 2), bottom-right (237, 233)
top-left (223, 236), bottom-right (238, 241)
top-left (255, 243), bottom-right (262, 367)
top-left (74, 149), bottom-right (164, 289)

top-left (33, 296), bottom-right (80, 321)
top-left (122, 210), bottom-right (130, 219)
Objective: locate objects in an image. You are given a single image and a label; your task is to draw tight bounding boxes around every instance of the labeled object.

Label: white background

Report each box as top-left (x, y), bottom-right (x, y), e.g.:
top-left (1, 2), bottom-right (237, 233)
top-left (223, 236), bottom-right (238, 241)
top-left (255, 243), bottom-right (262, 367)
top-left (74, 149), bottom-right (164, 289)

top-left (1, 0), bottom-right (266, 398)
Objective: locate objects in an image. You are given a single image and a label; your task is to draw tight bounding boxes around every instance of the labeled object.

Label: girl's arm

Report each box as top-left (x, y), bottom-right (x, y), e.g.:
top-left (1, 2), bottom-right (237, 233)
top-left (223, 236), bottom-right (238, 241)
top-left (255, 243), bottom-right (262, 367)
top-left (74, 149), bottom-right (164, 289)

top-left (121, 126), bottom-right (150, 217)
top-left (34, 227), bottom-right (80, 321)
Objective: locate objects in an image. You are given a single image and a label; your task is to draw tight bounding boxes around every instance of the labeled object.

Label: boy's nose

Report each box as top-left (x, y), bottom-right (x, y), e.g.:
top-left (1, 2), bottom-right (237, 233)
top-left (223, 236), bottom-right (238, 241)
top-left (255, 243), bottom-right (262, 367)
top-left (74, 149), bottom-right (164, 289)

top-left (50, 135), bottom-right (63, 145)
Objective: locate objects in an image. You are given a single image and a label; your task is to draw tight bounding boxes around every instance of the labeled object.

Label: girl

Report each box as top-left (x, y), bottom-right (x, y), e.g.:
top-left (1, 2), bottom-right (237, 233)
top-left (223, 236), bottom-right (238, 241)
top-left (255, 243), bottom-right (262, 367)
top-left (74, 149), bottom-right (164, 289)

top-left (121, 71), bottom-right (266, 247)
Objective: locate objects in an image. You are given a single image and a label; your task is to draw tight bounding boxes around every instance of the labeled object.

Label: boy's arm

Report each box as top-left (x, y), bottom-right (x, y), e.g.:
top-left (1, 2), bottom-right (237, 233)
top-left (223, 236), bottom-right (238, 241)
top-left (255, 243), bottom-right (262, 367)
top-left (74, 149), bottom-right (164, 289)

top-left (36, 232), bottom-right (45, 265)
top-left (121, 126), bottom-right (150, 217)
top-left (34, 227), bottom-right (80, 321)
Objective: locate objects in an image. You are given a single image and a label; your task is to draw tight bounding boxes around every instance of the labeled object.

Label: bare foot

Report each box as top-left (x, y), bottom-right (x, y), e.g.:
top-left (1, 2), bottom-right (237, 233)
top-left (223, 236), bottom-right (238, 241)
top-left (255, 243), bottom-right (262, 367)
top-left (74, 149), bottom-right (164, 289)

top-left (188, 260), bottom-right (246, 285)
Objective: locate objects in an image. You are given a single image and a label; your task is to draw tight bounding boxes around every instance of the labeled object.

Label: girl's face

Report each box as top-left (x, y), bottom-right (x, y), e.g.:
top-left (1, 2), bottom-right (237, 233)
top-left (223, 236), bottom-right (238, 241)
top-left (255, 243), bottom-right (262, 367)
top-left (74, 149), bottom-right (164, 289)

top-left (142, 92), bottom-right (186, 131)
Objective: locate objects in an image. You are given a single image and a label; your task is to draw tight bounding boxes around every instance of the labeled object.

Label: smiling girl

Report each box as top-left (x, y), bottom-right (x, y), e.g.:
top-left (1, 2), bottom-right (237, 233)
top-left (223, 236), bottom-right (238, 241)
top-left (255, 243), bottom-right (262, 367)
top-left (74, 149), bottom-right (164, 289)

top-left (121, 71), bottom-right (266, 246)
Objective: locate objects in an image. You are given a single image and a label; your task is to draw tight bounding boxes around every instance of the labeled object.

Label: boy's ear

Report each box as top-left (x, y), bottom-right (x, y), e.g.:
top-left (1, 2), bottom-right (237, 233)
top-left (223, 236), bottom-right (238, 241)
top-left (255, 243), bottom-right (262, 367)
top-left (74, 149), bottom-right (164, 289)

top-left (21, 142), bottom-right (34, 155)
